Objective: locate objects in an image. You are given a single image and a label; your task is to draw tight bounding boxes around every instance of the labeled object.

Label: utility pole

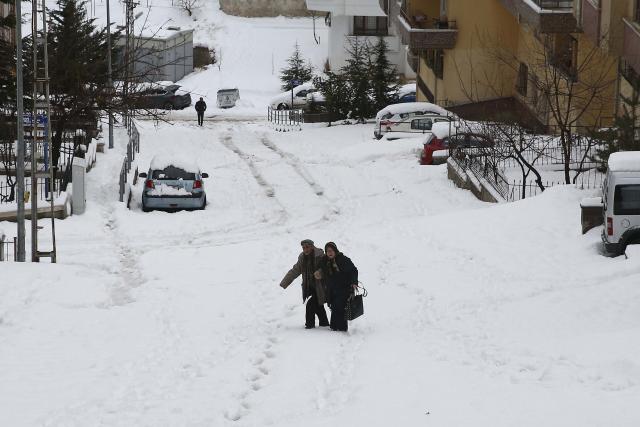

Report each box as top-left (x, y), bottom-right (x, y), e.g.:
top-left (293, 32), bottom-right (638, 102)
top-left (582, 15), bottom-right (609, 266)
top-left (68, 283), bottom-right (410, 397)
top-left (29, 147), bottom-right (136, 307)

top-left (106, 0), bottom-right (113, 149)
top-left (15, 0), bottom-right (26, 262)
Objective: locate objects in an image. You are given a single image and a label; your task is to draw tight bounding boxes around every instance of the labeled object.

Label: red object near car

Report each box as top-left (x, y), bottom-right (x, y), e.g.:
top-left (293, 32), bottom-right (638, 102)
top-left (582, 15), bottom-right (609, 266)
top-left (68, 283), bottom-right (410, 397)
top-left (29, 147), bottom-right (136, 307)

top-left (420, 135), bottom-right (448, 165)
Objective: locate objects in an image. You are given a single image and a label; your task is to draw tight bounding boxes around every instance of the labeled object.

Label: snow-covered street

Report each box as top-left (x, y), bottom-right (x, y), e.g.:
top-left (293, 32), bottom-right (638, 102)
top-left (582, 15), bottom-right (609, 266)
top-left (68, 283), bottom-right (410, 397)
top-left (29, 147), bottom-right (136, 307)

top-left (1, 119), bottom-right (639, 426)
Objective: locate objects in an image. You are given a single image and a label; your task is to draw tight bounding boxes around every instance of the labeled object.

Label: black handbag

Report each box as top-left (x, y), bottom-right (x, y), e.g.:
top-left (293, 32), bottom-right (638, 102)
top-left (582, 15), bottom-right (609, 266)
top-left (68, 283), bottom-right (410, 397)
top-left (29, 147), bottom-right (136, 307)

top-left (346, 285), bottom-right (367, 321)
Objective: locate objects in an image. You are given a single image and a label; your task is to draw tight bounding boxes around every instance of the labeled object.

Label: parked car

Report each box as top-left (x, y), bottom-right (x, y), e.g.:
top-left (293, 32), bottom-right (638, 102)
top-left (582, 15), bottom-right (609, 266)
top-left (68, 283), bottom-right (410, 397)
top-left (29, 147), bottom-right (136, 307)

top-left (140, 158), bottom-right (208, 212)
top-left (133, 84), bottom-right (192, 110)
top-left (420, 121), bottom-right (491, 165)
top-left (599, 151), bottom-right (640, 255)
top-left (217, 88), bottom-right (240, 108)
top-left (374, 102), bottom-right (452, 140)
top-left (394, 83), bottom-right (417, 103)
top-left (270, 82), bottom-right (316, 110)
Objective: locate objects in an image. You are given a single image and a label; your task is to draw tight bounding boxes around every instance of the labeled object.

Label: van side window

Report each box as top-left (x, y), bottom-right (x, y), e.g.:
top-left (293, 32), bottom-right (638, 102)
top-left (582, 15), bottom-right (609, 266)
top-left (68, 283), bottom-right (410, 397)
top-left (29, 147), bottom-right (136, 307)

top-left (614, 185), bottom-right (640, 215)
top-left (411, 118), bottom-right (433, 130)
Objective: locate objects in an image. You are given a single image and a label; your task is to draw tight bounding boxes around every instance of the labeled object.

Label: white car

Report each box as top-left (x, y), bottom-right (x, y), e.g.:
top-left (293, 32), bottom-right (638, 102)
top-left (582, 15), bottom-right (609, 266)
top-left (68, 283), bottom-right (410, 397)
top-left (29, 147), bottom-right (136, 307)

top-left (374, 102), bottom-right (453, 140)
top-left (270, 82), bottom-right (316, 110)
top-left (600, 151), bottom-right (640, 255)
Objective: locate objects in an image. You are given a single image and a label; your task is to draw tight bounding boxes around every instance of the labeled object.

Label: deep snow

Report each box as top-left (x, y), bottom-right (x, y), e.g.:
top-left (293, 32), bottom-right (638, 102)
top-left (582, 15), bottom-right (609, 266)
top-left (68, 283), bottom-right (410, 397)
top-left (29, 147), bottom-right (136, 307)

top-left (2, 2), bottom-right (639, 426)
top-left (1, 120), bottom-right (639, 426)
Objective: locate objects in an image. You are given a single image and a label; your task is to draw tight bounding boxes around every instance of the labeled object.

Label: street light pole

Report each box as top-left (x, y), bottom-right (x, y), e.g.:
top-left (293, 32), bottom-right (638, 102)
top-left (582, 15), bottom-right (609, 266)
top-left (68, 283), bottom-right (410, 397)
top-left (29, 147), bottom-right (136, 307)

top-left (14, 0), bottom-right (26, 262)
top-left (106, 0), bottom-right (113, 149)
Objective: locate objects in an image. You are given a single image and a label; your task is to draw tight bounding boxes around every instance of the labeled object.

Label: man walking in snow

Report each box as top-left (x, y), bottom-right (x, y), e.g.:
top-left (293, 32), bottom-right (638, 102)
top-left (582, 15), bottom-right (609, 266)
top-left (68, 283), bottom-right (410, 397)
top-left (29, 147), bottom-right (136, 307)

top-left (195, 97), bottom-right (207, 126)
top-left (279, 239), bottom-right (329, 329)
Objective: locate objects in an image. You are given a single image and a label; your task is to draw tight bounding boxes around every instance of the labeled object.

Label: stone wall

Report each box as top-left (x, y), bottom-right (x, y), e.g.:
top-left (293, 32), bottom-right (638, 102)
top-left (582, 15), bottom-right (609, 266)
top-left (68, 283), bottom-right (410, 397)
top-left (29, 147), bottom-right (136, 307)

top-left (219, 0), bottom-right (310, 17)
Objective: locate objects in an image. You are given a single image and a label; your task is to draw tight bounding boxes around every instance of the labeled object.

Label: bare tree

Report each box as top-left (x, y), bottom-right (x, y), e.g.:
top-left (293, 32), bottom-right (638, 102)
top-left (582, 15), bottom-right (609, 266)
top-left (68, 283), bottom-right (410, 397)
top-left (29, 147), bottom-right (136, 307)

top-left (177, 0), bottom-right (199, 17)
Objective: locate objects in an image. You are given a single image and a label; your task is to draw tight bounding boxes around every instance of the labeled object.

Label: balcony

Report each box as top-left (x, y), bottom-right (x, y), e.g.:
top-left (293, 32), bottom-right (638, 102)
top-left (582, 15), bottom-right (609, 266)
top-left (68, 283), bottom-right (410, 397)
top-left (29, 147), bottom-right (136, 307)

top-left (580, 0), bottom-right (601, 45)
top-left (623, 18), bottom-right (640, 76)
top-left (499, 0), bottom-right (576, 33)
top-left (397, 10), bottom-right (458, 51)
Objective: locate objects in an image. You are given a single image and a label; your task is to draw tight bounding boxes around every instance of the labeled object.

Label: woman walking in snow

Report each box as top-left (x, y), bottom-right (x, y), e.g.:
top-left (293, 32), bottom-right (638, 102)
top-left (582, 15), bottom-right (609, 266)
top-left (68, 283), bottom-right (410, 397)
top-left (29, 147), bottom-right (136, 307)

top-left (321, 242), bottom-right (358, 332)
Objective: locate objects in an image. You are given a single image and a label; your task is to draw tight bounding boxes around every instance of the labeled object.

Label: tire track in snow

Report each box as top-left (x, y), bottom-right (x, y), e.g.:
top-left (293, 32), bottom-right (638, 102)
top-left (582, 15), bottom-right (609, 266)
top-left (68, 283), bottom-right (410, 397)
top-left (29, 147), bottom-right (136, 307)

top-left (218, 132), bottom-right (288, 227)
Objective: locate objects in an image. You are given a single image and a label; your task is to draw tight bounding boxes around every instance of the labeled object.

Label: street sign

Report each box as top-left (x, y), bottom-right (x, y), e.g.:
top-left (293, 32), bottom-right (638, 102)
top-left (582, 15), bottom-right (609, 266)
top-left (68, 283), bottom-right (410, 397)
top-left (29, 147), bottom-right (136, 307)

top-left (291, 79), bottom-right (302, 86)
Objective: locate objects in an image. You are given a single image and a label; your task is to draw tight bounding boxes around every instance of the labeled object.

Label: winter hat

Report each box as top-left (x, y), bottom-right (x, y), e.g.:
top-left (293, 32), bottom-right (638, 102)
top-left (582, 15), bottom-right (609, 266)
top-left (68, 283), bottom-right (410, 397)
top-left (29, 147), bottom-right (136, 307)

top-left (300, 239), bottom-right (314, 246)
top-left (324, 242), bottom-right (340, 254)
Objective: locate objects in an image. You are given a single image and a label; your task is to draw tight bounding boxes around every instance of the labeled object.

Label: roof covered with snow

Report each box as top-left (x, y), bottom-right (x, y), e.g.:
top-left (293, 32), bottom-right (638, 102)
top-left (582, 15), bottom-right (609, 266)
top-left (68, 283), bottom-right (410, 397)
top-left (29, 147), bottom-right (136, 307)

top-left (608, 151), bottom-right (640, 172)
top-left (305, 0), bottom-right (386, 16)
top-left (149, 155), bottom-right (200, 173)
top-left (376, 102), bottom-right (450, 119)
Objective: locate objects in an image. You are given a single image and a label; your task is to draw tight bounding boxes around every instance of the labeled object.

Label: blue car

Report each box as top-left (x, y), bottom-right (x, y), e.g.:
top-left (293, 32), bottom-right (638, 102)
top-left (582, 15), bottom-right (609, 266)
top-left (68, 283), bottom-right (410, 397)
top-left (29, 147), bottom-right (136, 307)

top-left (140, 160), bottom-right (208, 212)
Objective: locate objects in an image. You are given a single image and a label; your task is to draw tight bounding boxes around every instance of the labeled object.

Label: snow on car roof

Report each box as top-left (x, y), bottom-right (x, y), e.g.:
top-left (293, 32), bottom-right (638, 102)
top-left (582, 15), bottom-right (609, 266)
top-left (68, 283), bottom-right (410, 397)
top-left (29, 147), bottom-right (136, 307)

top-left (608, 151), bottom-right (640, 172)
top-left (376, 102), bottom-right (449, 119)
top-left (397, 83), bottom-right (416, 98)
top-left (430, 120), bottom-right (484, 139)
top-left (149, 155), bottom-right (200, 173)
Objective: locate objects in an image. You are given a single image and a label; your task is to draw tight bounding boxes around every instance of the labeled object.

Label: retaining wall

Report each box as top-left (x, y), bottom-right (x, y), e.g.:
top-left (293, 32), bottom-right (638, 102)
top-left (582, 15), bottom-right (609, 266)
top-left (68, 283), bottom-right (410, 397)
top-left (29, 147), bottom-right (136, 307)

top-left (219, 0), bottom-right (310, 17)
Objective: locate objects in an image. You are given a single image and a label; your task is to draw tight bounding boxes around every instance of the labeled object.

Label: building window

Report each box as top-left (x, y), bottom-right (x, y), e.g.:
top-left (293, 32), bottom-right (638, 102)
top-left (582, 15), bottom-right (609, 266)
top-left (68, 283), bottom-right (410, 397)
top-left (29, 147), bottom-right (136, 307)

top-left (425, 49), bottom-right (444, 79)
top-left (516, 62), bottom-right (528, 96)
top-left (353, 16), bottom-right (388, 36)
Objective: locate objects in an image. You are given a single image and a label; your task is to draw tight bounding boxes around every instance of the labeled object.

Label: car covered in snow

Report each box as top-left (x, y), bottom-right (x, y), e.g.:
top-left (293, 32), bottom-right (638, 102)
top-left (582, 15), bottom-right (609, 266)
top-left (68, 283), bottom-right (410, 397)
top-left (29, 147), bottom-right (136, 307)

top-left (139, 157), bottom-right (209, 212)
top-left (393, 83), bottom-right (417, 103)
top-left (599, 151), bottom-right (640, 255)
top-left (420, 121), bottom-right (491, 165)
top-left (270, 82), bottom-right (316, 110)
top-left (374, 102), bottom-right (453, 140)
top-left (132, 84), bottom-right (192, 110)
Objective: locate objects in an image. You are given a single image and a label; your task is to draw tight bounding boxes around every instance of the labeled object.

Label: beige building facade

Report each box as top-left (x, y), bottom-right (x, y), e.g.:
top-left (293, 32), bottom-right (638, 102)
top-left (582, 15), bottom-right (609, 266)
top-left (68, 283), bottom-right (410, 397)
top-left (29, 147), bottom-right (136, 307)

top-left (389, 0), bottom-right (628, 130)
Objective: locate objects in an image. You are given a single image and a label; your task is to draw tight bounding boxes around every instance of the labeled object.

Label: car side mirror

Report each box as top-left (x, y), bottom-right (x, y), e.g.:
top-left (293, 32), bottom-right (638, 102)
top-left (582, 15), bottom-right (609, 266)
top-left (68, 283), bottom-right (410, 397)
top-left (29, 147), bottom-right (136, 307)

top-left (201, 173), bottom-right (209, 179)
top-left (139, 172), bottom-right (147, 178)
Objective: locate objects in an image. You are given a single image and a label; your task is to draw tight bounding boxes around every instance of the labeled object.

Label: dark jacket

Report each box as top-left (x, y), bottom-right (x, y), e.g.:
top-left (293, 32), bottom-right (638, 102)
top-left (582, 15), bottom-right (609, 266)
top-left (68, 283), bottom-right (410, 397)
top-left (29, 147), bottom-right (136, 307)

top-left (322, 254), bottom-right (358, 302)
top-left (195, 100), bottom-right (207, 113)
top-left (280, 247), bottom-right (325, 304)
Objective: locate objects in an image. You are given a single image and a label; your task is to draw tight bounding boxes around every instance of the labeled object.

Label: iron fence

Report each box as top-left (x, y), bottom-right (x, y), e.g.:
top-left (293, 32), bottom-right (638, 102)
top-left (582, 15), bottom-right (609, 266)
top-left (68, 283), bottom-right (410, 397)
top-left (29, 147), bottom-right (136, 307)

top-left (267, 107), bottom-right (303, 132)
top-left (119, 118), bottom-right (140, 203)
top-left (0, 235), bottom-right (17, 262)
top-left (0, 175), bottom-right (64, 204)
top-left (505, 169), bottom-right (604, 202)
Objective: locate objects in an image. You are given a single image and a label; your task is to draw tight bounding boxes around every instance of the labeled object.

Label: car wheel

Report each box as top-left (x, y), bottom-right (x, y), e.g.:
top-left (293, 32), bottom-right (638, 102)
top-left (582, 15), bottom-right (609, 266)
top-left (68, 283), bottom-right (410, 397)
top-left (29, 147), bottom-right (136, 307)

top-left (277, 103), bottom-right (288, 110)
top-left (142, 205), bottom-right (152, 212)
top-left (163, 102), bottom-right (173, 110)
top-left (200, 196), bottom-right (207, 210)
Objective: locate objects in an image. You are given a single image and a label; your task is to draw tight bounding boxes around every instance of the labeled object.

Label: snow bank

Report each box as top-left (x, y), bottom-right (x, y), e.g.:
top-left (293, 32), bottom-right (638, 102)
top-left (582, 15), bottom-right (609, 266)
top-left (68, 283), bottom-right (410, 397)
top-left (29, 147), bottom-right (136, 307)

top-left (608, 151), bottom-right (640, 172)
top-left (375, 102), bottom-right (449, 119)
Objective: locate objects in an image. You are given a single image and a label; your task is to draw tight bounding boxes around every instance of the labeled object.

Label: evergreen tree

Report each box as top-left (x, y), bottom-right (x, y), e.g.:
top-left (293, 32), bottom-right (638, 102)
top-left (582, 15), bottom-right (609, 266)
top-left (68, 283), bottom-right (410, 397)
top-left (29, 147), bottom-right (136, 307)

top-left (341, 37), bottom-right (373, 122)
top-left (280, 43), bottom-right (314, 91)
top-left (370, 37), bottom-right (398, 112)
top-left (313, 72), bottom-right (349, 126)
top-left (44, 0), bottom-right (112, 164)
top-left (591, 89), bottom-right (640, 172)
top-left (0, 0), bottom-right (16, 108)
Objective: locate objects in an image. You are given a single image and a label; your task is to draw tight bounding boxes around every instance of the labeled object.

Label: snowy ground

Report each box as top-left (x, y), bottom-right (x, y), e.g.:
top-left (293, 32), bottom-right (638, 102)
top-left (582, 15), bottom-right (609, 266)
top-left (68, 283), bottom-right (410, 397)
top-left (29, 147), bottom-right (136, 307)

top-left (1, 120), bottom-right (639, 426)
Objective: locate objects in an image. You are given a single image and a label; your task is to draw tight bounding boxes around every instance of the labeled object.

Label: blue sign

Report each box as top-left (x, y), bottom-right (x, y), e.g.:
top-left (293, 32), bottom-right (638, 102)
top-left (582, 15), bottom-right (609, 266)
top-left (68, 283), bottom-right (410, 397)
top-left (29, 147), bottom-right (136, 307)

top-left (291, 79), bottom-right (302, 87)
top-left (23, 114), bottom-right (49, 126)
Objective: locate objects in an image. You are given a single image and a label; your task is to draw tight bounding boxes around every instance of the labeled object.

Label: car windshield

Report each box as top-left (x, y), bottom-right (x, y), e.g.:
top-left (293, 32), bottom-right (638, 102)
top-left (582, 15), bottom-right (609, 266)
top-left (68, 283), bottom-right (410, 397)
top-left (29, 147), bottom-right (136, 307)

top-left (614, 185), bottom-right (640, 215)
top-left (152, 166), bottom-right (196, 180)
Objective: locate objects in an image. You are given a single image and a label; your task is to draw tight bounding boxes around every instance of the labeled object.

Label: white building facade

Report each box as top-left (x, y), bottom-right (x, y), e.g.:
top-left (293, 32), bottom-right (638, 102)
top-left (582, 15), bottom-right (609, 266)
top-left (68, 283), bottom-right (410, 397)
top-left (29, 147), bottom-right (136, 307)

top-left (306, 0), bottom-right (415, 78)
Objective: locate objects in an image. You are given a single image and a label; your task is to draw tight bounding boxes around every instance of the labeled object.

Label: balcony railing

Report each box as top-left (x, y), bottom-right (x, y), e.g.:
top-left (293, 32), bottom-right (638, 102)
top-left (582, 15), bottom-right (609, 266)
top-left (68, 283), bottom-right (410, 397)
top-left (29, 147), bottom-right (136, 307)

top-left (499, 0), bottom-right (576, 33)
top-left (397, 9), bottom-right (458, 50)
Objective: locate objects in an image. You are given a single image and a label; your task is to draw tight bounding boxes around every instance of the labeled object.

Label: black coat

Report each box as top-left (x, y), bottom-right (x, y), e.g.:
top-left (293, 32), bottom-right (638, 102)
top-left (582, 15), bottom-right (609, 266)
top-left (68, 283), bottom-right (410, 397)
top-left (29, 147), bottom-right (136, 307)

top-left (195, 100), bottom-right (207, 113)
top-left (322, 254), bottom-right (358, 303)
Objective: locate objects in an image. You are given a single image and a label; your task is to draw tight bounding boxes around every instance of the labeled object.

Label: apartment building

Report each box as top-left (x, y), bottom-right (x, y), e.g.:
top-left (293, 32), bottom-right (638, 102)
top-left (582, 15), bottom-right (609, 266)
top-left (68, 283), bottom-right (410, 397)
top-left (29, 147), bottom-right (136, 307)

top-left (577, 0), bottom-right (640, 121)
top-left (306, 0), bottom-right (415, 78)
top-left (390, 0), bottom-right (621, 129)
top-left (0, 0), bottom-right (15, 45)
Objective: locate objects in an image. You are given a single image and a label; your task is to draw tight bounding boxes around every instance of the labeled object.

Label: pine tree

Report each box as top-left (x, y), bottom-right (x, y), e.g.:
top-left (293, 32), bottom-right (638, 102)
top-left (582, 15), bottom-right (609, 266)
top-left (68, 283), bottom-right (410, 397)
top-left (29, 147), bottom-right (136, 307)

top-left (43, 0), bottom-right (112, 164)
top-left (0, 0), bottom-right (16, 108)
top-left (313, 72), bottom-right (349, 126)
top-left (341, 37), bottom-right (373, 122)
top-left (280, 43), bottom-right (314, 91)
top-left (370, 37), bottom-right (398, 112)
top-left (591, 89), bottom-right (640, 172)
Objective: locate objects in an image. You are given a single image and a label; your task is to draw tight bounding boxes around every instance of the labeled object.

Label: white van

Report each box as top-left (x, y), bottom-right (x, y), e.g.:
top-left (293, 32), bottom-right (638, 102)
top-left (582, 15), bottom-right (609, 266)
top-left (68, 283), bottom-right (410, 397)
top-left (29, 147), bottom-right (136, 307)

top-left (374, 102), bottom-right (453, 140)
top-left (601, 151), bottom-right (640, 255)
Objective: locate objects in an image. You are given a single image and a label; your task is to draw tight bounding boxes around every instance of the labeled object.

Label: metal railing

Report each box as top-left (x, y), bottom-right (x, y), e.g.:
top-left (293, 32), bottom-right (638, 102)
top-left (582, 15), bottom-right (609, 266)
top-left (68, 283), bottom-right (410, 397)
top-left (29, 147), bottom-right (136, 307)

top-left (399, 9), bottom-right (457, 30)
top-left (529, 0), bottom-right (573, 9)
top-left (119, 117), bottom-right (140, 203)
top-left (267, 107), bottom-right (304, 132)
top-left (0, 234), bottom-right (17, 262)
